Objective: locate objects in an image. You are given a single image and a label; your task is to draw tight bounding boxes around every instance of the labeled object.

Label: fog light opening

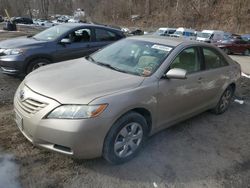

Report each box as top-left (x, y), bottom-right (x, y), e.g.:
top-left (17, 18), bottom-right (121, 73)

top-left (53, 144), bottom-right (72, 153)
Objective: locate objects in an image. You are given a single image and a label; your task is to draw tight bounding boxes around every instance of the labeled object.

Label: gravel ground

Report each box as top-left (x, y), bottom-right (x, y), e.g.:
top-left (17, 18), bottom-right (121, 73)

top-left (0, 30), bottom-right (250, 188)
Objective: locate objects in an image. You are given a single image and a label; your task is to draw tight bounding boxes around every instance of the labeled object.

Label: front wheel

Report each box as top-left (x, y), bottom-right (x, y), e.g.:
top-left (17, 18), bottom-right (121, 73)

top-left (26, 58), bottom-right (50, 74)
top-left (212, 86), bottom-right (234, 114)
top-left (103, 112), bottom-right (148, 164)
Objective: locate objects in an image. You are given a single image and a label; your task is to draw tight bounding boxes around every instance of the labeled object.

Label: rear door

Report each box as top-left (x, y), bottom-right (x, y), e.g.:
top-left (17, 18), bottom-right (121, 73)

top-left (230, 39), bottom-right (245, 53)
top-left (237, 40), bottom-right (248, 53)
top-left (198, 47), bottom-right (231, 105)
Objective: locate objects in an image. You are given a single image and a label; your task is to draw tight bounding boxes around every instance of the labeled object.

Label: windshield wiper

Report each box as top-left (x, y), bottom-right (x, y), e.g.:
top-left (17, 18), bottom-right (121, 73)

top-left (85, 56), bottom-right (135, 75)
top-left (31, 36), bottom-right (43, 41)
top-left (85, 56), bottom-right (96, 63)
top-left (96, 61), bottom-right (132, 74)
top-left (98, 62), bottom-right (128, 73)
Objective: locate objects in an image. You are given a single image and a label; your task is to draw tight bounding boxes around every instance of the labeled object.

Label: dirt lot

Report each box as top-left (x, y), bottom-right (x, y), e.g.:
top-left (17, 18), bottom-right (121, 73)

top-left (0, 30), bottom-right (250, 188)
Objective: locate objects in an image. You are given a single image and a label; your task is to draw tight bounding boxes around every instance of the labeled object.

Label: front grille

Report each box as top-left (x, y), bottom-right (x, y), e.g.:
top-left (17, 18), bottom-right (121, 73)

top-left (17, 98), bottom-right (48, 114)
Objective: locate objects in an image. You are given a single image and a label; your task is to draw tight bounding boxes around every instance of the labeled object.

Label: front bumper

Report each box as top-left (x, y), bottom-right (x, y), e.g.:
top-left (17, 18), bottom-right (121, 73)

top-left (14, 84), bottom-right (113, 159)
top-left (0, 55), bottom-right (26, 75)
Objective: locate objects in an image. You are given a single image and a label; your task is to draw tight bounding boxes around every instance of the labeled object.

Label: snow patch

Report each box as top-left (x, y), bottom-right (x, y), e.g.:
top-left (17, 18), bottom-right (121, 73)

top-left (242, 72), bottom-right (250, 79)
top-left (153, 182), bottom-right (158, 188)
top-left (234, 99), bottom-right (244, 105)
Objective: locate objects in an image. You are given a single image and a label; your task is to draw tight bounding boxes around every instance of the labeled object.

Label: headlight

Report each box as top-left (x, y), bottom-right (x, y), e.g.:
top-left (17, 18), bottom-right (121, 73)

top-left (46, 104), bottom-right (108, 119)
top-left (1, 49), bottom-right (24, 55)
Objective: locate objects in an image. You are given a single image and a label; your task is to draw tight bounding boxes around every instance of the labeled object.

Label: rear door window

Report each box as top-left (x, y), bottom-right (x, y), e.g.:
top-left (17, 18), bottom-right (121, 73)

top-left (202, 48), bottom-right (228, 70)
top-left (95, 28), bottom-right (120, 42)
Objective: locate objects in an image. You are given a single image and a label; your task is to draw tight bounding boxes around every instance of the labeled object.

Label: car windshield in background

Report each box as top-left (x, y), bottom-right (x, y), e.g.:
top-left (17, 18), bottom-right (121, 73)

top-left (198, 32), bottom-right (211, 39)
top-left (156, 30), bottom-right (165, 34)
top-left (174, 31), bottom-right (182, 35)
top-left (33, 25), bottom-right (71, 41)
top-left (89, 39), bottom-right (173, 77)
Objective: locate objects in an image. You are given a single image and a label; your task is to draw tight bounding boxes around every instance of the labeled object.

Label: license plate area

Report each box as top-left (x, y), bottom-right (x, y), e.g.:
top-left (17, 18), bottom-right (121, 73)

top-left (15, 111), bottom-right (23, 131)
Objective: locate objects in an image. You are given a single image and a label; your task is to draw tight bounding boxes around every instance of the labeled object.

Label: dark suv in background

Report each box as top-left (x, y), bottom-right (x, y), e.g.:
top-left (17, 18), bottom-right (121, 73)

top-left (11, 17), bottom-right (33, 25)
top-left (0, 23), bottom-right (125, 76)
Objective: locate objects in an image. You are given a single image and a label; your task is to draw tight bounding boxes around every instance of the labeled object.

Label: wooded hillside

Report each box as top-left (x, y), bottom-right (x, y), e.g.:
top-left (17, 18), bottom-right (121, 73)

top-left (0, 0), bottom-right (249, 33)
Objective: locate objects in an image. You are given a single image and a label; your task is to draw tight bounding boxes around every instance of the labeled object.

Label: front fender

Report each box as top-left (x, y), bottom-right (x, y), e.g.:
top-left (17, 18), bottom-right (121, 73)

top-left (89, 82), bottom-right (159, 134)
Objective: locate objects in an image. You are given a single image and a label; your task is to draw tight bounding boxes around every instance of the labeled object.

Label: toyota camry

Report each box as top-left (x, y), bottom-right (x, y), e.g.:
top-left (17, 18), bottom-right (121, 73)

top-left (14, 36), bottom-right (241, 164)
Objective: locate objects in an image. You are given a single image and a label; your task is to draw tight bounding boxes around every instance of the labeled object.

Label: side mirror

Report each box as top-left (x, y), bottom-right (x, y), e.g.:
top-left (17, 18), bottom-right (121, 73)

top-left (165, 68), bottom-right (187, 79)
top-left (60, 38), bottom-right (71, 44)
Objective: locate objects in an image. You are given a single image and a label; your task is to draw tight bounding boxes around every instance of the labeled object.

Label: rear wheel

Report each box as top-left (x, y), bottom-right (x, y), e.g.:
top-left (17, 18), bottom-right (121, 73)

top-left (26, 58), bottom-right (50, 74)
top-left (212, 86), bottom-right (234, 114)
top-left (103, 112), bottom-right (148, 164)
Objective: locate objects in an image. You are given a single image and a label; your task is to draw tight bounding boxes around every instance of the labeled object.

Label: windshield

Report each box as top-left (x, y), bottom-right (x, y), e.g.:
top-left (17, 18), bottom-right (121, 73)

top-left (89, 39), bottom-right (173, 77)
top-left (156, 29), bottom-right (165, 34)
top-left (174, 31), bottom-right (182, 35)
top-left (33, 25), bottom-right (71, 41)
top-left (197, 32), bottom-right (212, 39)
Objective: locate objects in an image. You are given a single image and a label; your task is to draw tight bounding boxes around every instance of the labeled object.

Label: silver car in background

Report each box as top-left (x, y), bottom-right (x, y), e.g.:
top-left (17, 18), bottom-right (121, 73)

top-left (14, 36), bottom-right (241, 164)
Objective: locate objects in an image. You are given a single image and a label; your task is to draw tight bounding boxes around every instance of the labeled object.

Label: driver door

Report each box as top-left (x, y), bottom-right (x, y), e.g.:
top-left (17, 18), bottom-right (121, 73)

top-left (55, 28), bottom-right (94, 62)
top-left (157, 47), bottom-right (206, 128)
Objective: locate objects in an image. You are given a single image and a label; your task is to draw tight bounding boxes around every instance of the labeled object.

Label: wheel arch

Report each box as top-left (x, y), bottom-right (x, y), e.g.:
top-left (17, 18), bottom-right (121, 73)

top-left (25, 55), bottom-right (53, 73)
top-left (130, 108), bottom-right (152, 134)
top-left (110, 107), bottom-right (153, 136)
top-left (228, 82), bottom-right (236, 93)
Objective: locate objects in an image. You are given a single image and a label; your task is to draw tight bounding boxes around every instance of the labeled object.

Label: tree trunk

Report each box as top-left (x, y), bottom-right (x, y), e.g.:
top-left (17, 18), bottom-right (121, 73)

top-left (145, 0), bottom-right (150, 15)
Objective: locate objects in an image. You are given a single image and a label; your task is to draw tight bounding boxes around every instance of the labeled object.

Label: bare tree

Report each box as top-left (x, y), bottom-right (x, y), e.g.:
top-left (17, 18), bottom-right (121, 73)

top-left (0, 0), bottom-right (249, 33)
top-left (39, 0), bottom-right (50, 19)
top-left (145, 0), bottom-right (150, 15)
top-left (24, 0), bottom-right (33, 18)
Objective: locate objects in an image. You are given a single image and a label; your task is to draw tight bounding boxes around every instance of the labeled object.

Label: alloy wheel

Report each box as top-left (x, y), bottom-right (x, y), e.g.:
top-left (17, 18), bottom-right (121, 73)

top-left (219, 89), bottom-right (232, 112)
top-left (114, 122), bottom-right (143, 158)
top-left (32, 62), bottom-right (47, 71)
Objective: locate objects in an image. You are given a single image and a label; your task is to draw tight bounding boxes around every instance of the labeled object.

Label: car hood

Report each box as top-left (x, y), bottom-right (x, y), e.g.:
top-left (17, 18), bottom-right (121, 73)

top-left (24, 58), bottom-right (145, 104)
top-left (0, 36), bottom-right (47, 48)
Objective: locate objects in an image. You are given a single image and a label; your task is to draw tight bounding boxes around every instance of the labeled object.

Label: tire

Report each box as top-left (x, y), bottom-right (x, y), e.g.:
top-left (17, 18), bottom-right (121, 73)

top-left (103, 112), bottom-right (148, 164)
top-left (212, 86), bottom-right (234, 114)
top-left (243, 49), bottom-right (250, 56)
top-left (26, 58), bottom-right (50, 74)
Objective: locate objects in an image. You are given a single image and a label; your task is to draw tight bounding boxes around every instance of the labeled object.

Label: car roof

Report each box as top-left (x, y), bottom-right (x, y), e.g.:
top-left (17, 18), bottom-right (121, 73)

top-left (158, 28), bottom-right (176, 30)
top-left (202, 30), bottom-right (224, 33)
top-left (176, 27), bottom-right (195, 32)
top-left (58, 23), bottom-right (122, 32)
top-left (129, 35), bottom-right (200, 47)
